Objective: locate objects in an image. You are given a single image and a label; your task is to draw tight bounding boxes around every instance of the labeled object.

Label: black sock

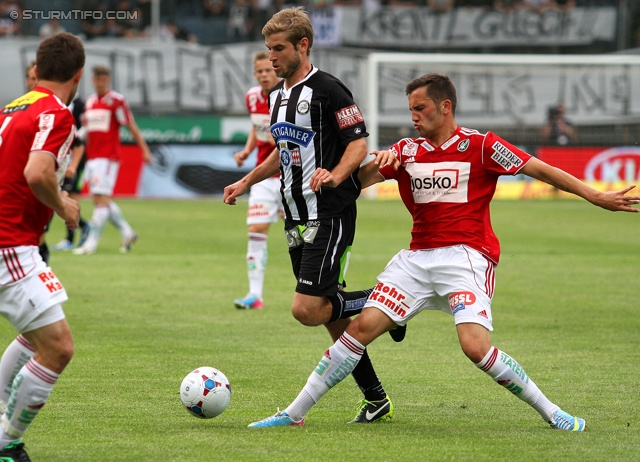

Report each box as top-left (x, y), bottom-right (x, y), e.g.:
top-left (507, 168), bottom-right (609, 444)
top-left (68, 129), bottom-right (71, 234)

top-left (328, 287), bottom-right (374, 322)
top-left (66, 228), bottom-right (76, 242)
top-left (351, 350), bottom-right (386, 402)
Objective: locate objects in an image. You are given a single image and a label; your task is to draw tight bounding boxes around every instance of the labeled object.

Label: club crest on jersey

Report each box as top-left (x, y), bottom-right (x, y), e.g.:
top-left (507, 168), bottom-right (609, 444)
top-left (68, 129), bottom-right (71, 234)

top-left (280, 147), bottom-right (291, 167)
top-left (296, 100), bottom-right (310, 115)
top-left (271, 121), bottom-right (315, 148)
top-left (335, 104), bottom-right (364, 130)
top-left (491, 141), bottom-right (524, 171)
top-left (448, 291), bottom-right (476, 315)
top-left (458, 139), bottom-right (470, 152)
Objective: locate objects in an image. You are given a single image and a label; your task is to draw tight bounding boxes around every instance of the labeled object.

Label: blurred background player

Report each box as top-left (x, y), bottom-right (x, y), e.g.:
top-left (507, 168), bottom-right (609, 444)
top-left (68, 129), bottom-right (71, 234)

top-left (232, 51), bottom-right (282, 310)
top-left (73, 65), bottom-right (152, 255)
top-left (52, 93), bottom-right (90, 251)
top-left (0, 32), bottom-right (84, 461)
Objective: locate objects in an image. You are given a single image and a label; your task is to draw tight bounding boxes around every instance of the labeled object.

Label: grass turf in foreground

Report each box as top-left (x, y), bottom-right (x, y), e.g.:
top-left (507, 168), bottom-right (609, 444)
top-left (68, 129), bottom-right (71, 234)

top-left (3, 198), bottom-right (637, 461)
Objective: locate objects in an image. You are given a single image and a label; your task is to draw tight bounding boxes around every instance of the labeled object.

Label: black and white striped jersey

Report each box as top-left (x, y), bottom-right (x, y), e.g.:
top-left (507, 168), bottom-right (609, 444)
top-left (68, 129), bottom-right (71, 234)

top-left (269, 66), bottom-right (368, 222)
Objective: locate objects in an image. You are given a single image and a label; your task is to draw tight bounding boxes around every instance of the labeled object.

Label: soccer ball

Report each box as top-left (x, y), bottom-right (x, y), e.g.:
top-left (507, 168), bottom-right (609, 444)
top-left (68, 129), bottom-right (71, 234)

top-left (180, 367), bottom-right (232, 419)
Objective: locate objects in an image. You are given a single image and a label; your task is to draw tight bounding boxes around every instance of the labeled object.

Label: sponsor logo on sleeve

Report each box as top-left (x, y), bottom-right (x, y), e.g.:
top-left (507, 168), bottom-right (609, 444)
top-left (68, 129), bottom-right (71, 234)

top-left (402, 141), bottom-right (418, 161)
top-left (491, 141), bottom-right (524, 171)
top-left (32, 113), bottom-right (55, 150)
top-left (335, 104), bottom-right (364, 129)
top-left (3, 91), bottom-right (49, 114)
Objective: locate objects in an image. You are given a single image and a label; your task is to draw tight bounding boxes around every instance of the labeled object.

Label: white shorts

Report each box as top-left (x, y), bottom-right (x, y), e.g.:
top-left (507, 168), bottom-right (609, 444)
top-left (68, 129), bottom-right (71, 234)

top-left (85, 158), bottom-right (120, 196)
top-left (366, 245), bottom-right (495, 331)
top-left (0, 246), bottom-right (68, 333)
top-left (247, 177), bottom-right (283, 225)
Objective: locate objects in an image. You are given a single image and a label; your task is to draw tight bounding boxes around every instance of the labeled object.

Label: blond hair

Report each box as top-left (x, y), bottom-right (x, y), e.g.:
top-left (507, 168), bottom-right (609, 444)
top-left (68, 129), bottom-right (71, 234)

top-left (262, 7), bottom-right (313, 56)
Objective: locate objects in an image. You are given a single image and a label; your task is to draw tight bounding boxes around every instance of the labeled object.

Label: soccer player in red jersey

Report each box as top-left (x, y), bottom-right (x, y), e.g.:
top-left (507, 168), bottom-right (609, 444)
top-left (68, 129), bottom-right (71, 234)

top-left (247, 73), bottom-right (640, 430)
top-left (0, 32), bottom-right (84, 461)
top-left (232, 51), bottom-right (282, 310)
top-left (73, 65), bottom-right (152, 255)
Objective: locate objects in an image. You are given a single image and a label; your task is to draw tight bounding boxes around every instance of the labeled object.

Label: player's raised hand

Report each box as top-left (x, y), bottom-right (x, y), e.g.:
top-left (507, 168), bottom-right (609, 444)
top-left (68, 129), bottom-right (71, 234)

top-left (595, 185), bottom-right (640, 212)
top-left (368, 150), bottom-right (400, 170)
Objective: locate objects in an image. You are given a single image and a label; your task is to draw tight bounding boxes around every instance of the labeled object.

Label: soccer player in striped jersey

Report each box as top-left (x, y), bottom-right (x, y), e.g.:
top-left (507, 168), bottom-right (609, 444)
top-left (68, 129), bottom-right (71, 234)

top-left (247, 73), bottom-right (639, 430)
top-left (0, 33), bottom-right (85, 461)
top-left (224, 7), bottom-right (397, 425)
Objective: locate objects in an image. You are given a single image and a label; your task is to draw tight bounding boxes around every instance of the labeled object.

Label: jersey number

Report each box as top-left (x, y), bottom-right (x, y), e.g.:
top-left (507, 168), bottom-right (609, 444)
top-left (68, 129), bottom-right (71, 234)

top-left (0, 117), bottom-right (13, 146)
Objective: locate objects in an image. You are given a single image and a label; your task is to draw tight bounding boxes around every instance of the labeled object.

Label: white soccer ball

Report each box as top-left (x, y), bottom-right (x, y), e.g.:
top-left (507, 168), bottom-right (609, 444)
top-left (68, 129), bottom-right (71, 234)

top-left (180, 367), bottom-right (232, 419)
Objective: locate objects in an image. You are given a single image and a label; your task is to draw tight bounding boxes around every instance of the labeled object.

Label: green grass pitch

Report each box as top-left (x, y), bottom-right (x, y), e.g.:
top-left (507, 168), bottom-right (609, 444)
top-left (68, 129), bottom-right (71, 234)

top-left (7, 197), bottom-right (639, 461)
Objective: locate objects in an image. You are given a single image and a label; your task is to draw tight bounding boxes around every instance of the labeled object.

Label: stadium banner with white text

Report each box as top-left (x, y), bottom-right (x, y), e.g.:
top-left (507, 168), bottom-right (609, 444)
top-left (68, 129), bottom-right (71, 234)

top-left (329, 6), bottom-right (616, 49)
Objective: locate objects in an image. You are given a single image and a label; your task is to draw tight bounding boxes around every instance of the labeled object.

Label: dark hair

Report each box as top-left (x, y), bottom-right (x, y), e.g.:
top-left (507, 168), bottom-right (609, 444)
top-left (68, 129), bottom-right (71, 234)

top-left (405, 73), bottom-right (457, 116)
top-left (262, 7), bottom-right (313, 56)
top-left (92, 65), bottom-right (111, 77)
top-left (36, 33), bottom-right (85, 82)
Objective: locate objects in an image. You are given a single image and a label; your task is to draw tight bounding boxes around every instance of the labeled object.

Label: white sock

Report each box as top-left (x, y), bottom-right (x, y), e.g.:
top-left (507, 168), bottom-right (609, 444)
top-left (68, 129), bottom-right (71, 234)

top-left (108, 202), bottom-right (133, 240)
top-left (247, 233), bottom-right (267, 298)
top-left (285, 333), bottom-right (364, 421)
top-left (0, 336), bottom-right (34, 414)
top-left (0, 359), bottom-right (59, 446)
top-left (476, 347), bottom-right (559, 422)
top-left (85, 206), bottom-right (109, 249)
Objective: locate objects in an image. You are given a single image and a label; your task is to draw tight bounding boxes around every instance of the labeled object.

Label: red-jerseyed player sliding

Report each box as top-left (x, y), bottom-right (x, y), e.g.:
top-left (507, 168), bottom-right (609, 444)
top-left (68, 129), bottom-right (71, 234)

top-left (247, 73), bottom-right (639, 430)
top-left (0, 32), bottom-right (84, 461)
top-left (232, 51), bottom-right (282, 310)
top-left (73, 65), bottom-right (152, 256)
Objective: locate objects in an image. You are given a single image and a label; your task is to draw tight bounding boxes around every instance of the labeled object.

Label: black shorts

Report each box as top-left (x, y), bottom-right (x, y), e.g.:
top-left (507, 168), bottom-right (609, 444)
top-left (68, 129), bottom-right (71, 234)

top-left (61, 154), bottom-right (86, 195)
top-left (285, 204), bottom-right (356, 297)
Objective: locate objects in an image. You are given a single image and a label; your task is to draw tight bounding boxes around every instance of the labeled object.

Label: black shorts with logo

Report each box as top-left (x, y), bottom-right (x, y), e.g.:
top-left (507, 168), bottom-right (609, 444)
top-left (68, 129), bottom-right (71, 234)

top-left (285, 203), bottom-right (357, 297)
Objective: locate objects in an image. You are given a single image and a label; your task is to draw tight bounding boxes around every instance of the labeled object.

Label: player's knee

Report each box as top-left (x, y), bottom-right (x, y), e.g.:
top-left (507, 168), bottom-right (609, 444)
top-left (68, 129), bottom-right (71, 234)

top-left (291, 302), bottom-right (328, 326)
top-left (48, 337), bottom-right (75, 370)
top-left (460, 341), bottom-right (488, 364)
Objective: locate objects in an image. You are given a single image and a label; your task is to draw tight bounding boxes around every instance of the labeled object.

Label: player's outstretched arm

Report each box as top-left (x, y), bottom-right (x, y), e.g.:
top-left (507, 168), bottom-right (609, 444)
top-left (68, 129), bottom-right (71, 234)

top-left (235, 127), bottom-right (257, 167)
top-left (224, 147), bottom-right (280, 205)
top-left (127, 121), bottom-right (152, 164)
top-left (358, 150), bottom-right (399, 189)
top-left (521, 157), bottom-right (640, 212)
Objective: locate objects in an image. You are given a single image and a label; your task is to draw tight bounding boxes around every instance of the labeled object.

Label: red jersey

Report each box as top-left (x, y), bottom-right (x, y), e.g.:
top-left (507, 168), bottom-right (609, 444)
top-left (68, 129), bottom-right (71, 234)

top-left (84, 89), bottom-right (133, 161)
top-left (0, 87), bottom-right (76, 247)
top-left (379, 126), bottom-right (532, 264)
top-left (245, 85), bottom-right (275, 167)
